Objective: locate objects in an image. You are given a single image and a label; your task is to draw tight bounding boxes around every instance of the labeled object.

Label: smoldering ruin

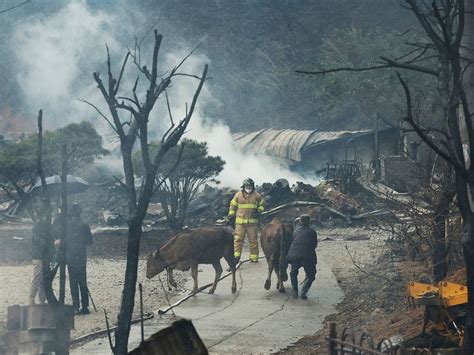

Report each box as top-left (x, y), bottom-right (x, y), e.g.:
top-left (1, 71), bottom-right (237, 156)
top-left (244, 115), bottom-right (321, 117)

top-left (0, 1), bottom-right (473, 354)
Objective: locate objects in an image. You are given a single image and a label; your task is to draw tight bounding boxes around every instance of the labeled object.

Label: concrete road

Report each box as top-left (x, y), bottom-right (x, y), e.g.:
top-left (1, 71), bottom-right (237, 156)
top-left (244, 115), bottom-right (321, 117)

top-left (72, 253), bottom-right (342, 354)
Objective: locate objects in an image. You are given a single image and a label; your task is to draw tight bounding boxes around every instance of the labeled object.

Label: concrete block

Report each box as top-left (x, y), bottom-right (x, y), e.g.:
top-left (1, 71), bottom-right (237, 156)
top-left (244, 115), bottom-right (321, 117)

top-left (4, 330), bottom-right (20, 354)
top-left (26, 304), bottom-right (55, 330)
top-left (6, 305), bottom-right (22, 330)
top-left (19, 329), bottom-right (56, 343)
top-left (17, 340), bottom-right (55, 354)
top-left (5, 305), bottom-right (75, 354)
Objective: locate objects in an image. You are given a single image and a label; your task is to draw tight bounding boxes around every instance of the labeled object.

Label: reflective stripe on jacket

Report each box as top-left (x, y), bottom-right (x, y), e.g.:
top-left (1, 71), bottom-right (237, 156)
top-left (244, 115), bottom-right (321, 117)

top-left (228, 190), bottom-right (265, 224)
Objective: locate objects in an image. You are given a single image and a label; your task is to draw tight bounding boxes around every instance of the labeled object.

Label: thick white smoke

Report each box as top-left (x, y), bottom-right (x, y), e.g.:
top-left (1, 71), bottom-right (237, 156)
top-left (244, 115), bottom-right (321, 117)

top-left (160, 51), bottom-right (319, 188)
top-left (11, 1), bottom-right (317, 187)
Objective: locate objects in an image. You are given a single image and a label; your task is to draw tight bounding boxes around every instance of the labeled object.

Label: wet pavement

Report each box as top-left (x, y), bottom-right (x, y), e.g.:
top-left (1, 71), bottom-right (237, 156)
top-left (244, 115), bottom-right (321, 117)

top-left (72, 253), bottom-right (343, 354)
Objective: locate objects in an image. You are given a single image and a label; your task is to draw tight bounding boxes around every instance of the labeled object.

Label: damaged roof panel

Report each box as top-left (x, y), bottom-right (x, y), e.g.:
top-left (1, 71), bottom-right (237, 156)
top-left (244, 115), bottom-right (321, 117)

top-left (232, 128), bottom-right (373, 162)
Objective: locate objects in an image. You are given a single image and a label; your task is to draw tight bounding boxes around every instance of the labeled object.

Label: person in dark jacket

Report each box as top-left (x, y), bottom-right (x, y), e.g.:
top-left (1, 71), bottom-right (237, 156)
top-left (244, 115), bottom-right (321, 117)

top-left (29, 204), bottom-right (54, 304)
top-left (287, 214), bottom-right (318, 300)
top-left (66, 204), bottom-right (93, 315)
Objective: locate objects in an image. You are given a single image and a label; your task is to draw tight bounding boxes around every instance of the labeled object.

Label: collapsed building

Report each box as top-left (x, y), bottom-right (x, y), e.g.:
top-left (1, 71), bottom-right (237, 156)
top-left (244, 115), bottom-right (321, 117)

top-left (232, 127), bottom-right (431, 194)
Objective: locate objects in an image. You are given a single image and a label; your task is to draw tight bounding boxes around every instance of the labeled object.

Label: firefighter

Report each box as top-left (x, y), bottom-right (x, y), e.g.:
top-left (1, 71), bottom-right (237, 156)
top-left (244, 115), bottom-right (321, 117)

top-left (227, 178), bottom-right (265, 263)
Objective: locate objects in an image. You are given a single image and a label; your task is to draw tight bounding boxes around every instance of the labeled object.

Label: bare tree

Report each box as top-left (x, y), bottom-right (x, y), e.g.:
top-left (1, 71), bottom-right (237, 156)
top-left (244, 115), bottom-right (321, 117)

top-left (86, 30), bottom-right (208, 354)
top-left (36, 110), bottom-right (73, 355)
top-left (300, 0), bottom-right (474, 352)
top-left (397, 2), bottom-right (473, 351)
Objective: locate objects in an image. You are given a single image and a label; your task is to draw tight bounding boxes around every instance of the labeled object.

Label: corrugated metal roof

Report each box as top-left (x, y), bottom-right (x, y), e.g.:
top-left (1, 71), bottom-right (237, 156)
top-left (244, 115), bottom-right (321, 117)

top-left (232, 128), bottom-right (372, 162)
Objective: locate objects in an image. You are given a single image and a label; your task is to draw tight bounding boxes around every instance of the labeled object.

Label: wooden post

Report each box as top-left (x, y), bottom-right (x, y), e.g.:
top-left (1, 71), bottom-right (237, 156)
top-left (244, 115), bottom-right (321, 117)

top-left (139, 283), bottom-right (144, 343)
top-left (328, 322), bottom-right (337, 355)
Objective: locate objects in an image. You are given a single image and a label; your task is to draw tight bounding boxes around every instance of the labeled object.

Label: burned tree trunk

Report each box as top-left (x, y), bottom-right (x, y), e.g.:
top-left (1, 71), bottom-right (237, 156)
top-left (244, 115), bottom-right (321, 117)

top-left (36, 110), bottom-right (57, 305)
top-left (89, 30), bottom-right (208, 354)
top-left (115, 216), bottom-right (142, 353)
top-left (431, 164), bottom-right (456, 282)
top-left (36, 110), bottom-right (71, 355)
top-left (432, 199), bottom-right (450, 282)
top-left (59, 144), bottom-right (68, 306)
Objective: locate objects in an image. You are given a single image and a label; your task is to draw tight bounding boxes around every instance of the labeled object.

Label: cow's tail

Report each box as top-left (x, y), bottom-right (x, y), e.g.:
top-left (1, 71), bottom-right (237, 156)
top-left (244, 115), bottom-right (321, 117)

top-left (277, 225), bottom-right (289, 282)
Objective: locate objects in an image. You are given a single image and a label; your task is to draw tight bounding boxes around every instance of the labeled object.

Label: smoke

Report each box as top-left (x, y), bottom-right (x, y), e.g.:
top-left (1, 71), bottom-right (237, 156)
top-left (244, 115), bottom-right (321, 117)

top-left (188, 119), bottom-right (318, 188)
top-left (11, 1), bottom-right (121, 131)
top-left (162, 52), bottom-right (318, 188)
top-left (10, 1), bottom-right (317, 187)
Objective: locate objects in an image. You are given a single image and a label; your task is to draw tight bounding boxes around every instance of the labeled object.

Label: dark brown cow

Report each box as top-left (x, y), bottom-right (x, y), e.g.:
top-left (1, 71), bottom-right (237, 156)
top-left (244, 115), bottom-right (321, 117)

top-left (260, 217), bottom-right (294, 293)
top-left (147, 227), bottom-right (237, 294)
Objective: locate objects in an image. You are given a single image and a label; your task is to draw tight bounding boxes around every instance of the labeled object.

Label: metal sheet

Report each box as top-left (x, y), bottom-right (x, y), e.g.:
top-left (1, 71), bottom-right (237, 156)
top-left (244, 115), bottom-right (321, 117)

top-left (232, 128), bottom-right (372, 162)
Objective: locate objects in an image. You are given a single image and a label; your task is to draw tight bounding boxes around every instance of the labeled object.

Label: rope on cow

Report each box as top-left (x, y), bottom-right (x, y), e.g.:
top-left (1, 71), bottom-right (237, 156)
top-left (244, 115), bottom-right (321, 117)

top-left (156, 257), bottom-right (261, 315)
top-left (157, 273), bottom-right (178, 320)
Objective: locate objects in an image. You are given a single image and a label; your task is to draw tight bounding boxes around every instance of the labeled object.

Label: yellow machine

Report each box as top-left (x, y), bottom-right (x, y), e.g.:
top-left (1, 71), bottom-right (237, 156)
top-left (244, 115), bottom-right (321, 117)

top-left (407, 281), bottom-right (468, 348)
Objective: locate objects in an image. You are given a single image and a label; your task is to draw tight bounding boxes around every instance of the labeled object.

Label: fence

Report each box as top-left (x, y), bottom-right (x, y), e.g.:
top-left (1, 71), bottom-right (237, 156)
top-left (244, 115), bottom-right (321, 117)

top-left (327, 322), bottom-right (400, 354)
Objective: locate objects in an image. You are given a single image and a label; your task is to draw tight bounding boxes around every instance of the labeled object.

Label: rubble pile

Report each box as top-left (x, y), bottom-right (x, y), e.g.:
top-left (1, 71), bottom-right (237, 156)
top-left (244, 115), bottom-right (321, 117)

top-left (292, 181), bottom-right (324, 202)
top-left (261, 178), bottom-right (295, 206)
top-left (187, 179), bottom-right (372, 226)
top-left (316, 181), bottom-right (363, 215)
top-left (0, 176), bottom-right (376, 228)
top-left (186, 185), bottom-right (237, 226)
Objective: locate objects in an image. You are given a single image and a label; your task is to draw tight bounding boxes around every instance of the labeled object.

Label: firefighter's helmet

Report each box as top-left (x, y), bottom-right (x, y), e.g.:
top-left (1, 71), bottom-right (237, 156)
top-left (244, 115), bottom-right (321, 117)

top-left (241, 177), bottom-right (255, 189)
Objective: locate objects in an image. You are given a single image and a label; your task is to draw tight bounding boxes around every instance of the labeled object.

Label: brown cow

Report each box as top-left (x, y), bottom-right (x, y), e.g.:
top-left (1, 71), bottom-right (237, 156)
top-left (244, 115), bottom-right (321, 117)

top-left (147, 227), bottom-right (237, 294)
top-left (261, 217), bottom-right (294, 293)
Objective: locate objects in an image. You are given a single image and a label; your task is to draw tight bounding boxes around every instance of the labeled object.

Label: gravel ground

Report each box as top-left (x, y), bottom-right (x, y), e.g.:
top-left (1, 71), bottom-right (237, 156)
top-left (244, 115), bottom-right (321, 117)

top-left (0, 223), bottom-right (181, 342)
top-left (0, 256), bottom-right (186, 340)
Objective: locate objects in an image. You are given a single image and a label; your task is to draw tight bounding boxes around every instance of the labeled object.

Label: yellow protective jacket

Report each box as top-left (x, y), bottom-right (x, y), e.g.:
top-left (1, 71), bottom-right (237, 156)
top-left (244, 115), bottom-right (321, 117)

top-left (228, 190), bottom-right (265, 225)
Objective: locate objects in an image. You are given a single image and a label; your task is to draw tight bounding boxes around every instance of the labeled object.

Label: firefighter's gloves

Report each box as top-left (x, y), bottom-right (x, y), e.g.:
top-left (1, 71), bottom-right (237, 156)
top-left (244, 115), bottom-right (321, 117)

top-left (225, 215), bottom-right (234, 225)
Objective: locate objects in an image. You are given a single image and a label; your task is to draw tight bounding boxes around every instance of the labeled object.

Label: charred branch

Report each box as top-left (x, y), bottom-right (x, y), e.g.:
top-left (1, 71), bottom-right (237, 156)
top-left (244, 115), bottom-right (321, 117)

top-left (396, 71), bottom-right (464, 170)
top-left (0, 0), bottom-right (31, 14)
top-left (297, 56), bottom-right (437, 77)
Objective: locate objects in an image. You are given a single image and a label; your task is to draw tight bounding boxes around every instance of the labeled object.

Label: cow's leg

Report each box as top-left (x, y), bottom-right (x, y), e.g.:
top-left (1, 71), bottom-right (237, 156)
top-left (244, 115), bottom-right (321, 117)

top-left (209, 261), bottom-right (223, 294)
top-left (224, 253), bottom-right (237, 293)
top-left (278, 274), bottom-right (286, 293)
top-left (191, 263), bottom-right (198, 294)
top-left (274, 262), bottom-right (286, 293)
top-left (264, 260), bottom-right (273, 290)
top-left (274, 262), bottom-right (280, 289)
top-left (273, 262), bottom-right (280, 290)
top-left (166, 267), bottom-right (177, 290)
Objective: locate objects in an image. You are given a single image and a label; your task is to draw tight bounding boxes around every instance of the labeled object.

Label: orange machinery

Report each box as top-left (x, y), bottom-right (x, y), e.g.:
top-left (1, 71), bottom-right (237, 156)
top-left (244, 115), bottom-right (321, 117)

top-left (407, 281), bottom-right (468, 348)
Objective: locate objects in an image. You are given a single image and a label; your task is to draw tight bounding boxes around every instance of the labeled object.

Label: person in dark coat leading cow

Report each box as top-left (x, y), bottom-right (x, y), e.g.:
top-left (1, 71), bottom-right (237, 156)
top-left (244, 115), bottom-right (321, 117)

top-left (66, 204), bottom-right (93, 315)
top-left (287, 214), bottom-right (318, 300)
